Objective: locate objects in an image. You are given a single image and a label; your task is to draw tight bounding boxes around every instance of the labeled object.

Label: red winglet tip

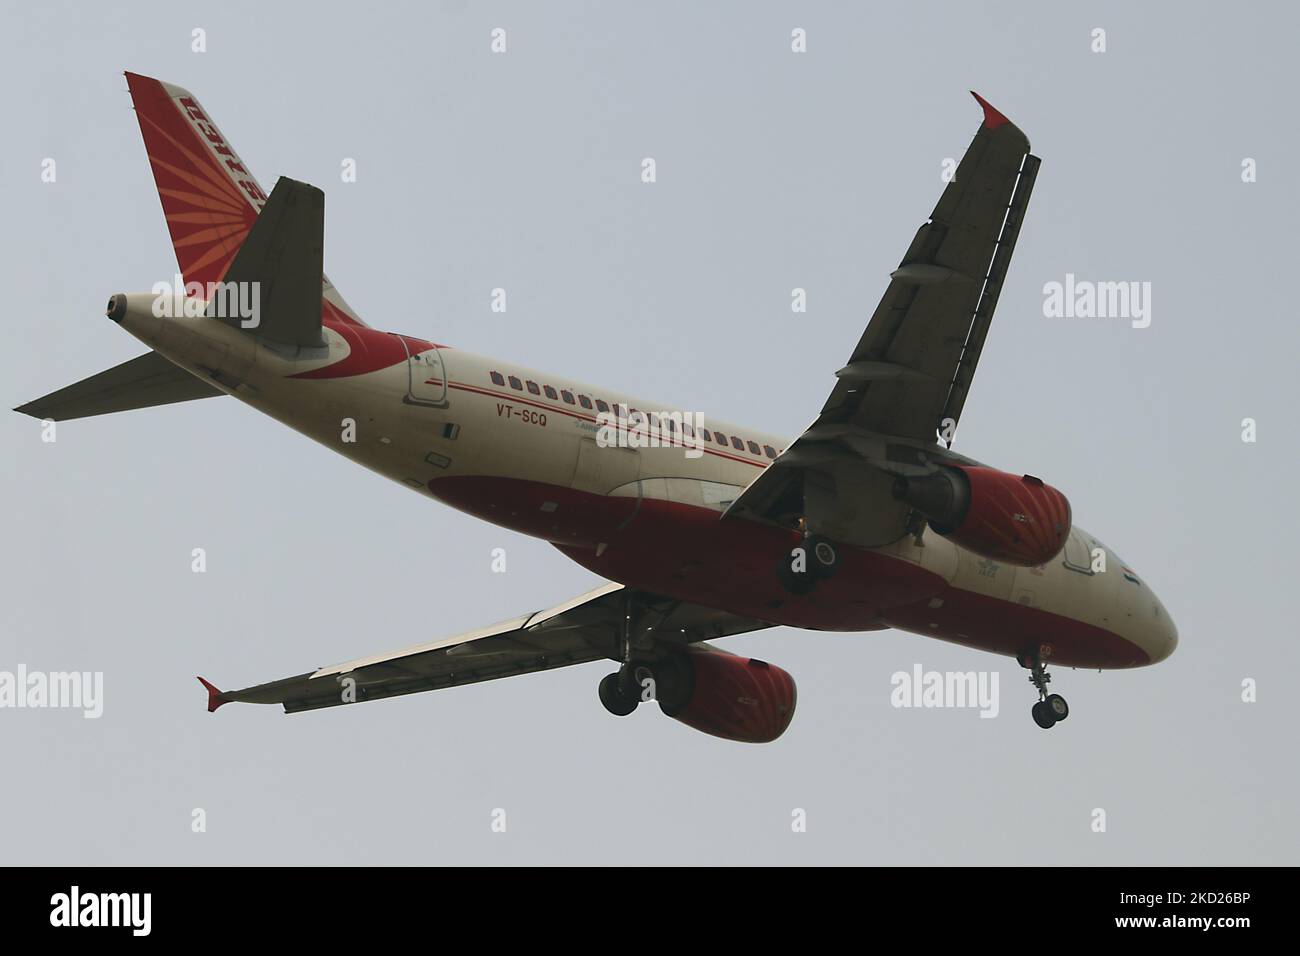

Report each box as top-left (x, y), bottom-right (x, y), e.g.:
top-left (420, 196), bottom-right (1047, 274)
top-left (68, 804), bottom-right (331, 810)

top-left (196, 676), bottom-right (228, 713)
top-left (970, 91), bottom-right (1011, 129)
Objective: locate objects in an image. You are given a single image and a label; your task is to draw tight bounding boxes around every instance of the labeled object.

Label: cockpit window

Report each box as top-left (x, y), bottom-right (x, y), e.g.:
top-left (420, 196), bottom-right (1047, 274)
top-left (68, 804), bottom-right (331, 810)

top-left (1062, 529), bottom-right (1095, 575)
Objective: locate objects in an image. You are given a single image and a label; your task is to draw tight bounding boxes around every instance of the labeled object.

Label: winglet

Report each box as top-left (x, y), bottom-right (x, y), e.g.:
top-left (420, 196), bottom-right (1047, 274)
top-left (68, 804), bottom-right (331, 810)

top-left (197, 676), bottom-right (229, 713)
top-left (970, 91), bottom-right (1011, 130)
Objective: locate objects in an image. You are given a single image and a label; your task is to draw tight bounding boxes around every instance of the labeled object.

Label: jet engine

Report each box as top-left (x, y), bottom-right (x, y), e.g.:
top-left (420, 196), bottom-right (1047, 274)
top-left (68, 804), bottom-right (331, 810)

top-left (656, 644), bottom-right (797, 744)
top-left (892, 465), bottom-right (1071, 566)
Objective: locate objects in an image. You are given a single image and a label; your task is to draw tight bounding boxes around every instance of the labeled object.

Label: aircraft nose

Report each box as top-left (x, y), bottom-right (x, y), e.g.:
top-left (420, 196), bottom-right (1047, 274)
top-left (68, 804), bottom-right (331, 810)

top-left (1145, 593), bottom-right (1178, 664)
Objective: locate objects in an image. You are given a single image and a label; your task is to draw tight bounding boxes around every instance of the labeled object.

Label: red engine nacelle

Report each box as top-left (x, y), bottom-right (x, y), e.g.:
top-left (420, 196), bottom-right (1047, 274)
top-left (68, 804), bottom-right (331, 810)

top-left (658, 645), bottom-right (796, 744)
top-left (892, 465), bottom-right (1071, 567)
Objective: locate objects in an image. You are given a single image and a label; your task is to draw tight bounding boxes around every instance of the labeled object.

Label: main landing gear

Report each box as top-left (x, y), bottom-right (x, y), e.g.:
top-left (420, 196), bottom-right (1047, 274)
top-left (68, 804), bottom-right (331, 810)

top-left (597, 657), bottom-right (691, 717)
top-left (598, 670), bottom-right (639, 716)
top-left (597, 592), bottom-right (691, 717)
top-left (776, 533), bottom-right (840, 595)
top-left (1019, 652), bottom-right (1069, 729)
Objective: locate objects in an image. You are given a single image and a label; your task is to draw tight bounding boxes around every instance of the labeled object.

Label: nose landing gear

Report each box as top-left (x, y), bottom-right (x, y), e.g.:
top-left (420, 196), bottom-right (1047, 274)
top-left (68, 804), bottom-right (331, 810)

top-left (1019, 652), bottom-right (1069, 729)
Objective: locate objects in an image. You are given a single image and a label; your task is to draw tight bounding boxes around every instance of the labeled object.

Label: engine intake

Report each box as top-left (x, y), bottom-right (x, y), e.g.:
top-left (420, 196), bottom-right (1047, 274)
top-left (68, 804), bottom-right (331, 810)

top-left (892, 465), bottom-right (1071, 566)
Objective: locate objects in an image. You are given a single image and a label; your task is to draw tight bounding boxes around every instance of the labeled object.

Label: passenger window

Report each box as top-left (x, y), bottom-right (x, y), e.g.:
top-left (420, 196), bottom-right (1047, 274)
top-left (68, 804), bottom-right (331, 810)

top-left (544, 385), bottom-right (558, 400)
top-left (526, 380), bottom-right (540, 395)
top-left (596, 399), bottom-right (610, 413)
top-left (683, 423), bottom-right (694, 438)
top-left (701, 429), bottom-right (712, 442)
top-left (731, 436), bottom-right (744, 451)
top-left (579, 395), bottom-right (593, 409)
top-left (562, 390), bottom-right (575, 405)
top-left (763, 445), bottom-right (777, 459)
top-left (715, 432), bottom-right (728, 445)
top-left (508, 376), bottom-right (522, 390)
top-left (490, 371), bottom-right (505, 386)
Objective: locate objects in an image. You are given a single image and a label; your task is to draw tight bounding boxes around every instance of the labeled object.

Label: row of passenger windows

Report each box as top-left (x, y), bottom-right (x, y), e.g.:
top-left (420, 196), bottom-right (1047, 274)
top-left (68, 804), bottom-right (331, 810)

top-left (488, 370), bottom-right (779, 460)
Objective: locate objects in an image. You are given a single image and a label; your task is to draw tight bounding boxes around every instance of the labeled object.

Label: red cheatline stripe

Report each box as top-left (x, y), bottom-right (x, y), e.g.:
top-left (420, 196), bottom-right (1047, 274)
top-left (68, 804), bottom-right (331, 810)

top-left (446, 381), bottom-right (767, 469)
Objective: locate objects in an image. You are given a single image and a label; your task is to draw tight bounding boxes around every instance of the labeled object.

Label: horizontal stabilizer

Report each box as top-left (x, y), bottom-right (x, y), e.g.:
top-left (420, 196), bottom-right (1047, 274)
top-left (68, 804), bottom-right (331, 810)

top-left (14, 351), bottom-right (223, 422)
top-left (220, 177), bottom-right (326, 349)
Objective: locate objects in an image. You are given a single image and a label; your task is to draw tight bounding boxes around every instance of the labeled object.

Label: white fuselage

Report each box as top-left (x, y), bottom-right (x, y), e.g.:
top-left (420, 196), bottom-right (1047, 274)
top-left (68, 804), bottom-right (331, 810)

top-left (115, 296), bottom-right (1178, 669)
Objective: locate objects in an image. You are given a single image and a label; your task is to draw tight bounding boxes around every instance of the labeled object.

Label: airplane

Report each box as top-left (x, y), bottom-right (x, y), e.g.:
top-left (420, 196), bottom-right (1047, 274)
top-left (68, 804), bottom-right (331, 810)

top-left (16, 73), bottom-right (1177, 741)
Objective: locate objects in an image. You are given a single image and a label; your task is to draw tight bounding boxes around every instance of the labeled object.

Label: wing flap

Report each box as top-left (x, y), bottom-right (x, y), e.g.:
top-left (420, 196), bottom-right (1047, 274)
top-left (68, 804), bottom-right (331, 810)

top-left (937, 153), bottom-right (1041, 437)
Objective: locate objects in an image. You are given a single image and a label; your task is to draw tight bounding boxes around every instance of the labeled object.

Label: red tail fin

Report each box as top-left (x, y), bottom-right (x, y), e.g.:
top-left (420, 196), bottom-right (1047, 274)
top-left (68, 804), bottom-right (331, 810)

top-left (126, 72), bottom-right (263, 291)
top-left (124, 72), bottom-right (367, 326)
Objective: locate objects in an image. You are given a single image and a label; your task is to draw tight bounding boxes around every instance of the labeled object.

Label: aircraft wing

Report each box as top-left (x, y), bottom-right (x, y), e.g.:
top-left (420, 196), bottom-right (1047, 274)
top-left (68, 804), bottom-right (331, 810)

top-left (725, 93), bottom-right (1038, 548)
top-left (200, 583), bottom-right (772, 714)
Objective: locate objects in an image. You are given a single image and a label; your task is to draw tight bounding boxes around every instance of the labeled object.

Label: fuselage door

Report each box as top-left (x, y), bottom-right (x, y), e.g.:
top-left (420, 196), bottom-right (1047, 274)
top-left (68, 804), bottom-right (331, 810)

top-left (399, 337), bottom-right (447, 407)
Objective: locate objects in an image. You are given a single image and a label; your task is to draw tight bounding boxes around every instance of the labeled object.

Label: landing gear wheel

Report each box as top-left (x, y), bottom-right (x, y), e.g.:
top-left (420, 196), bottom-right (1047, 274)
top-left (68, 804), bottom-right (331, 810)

top-left (1044, 693), bottom-right (1069, 722)
top-left (776, 549), bottom-right (817, 595)
top-left (1020, 652), bottom-right (1070, 727)
top-left (598, 672), bottom-right (638, 717)
top-left (625, 663), bottom-right (656, 703)
top-left (1031, 700), bottom-right (1057, 729)
top-left (806, 534), bottom-right (839, 580)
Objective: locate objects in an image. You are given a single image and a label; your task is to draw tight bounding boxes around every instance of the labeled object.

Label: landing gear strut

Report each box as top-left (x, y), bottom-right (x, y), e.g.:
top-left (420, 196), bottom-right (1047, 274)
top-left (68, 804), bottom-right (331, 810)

top-left (600, 594), bottom-right (648, 716)
top-left (1019, 652), bottom-right (1069, 729)
top-left (597, 593), bottom-right (691, 718)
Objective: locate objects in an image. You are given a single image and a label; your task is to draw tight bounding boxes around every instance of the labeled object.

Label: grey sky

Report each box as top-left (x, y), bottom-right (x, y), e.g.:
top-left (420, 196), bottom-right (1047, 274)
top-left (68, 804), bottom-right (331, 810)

top-left (2, 0), bottom-right (1295, 864)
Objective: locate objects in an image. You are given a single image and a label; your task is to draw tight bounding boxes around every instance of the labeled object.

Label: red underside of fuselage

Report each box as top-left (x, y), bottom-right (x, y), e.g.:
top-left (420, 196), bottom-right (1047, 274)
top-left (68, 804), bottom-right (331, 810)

top-left (428, 475), bottom-right (1150, 669)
